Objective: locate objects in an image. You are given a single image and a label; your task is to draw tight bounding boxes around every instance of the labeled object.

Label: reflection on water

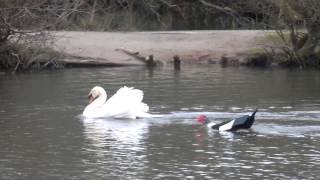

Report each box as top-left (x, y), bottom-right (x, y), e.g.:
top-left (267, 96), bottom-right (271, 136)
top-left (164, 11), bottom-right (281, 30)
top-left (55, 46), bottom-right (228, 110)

top-left (1, 65), bottom-right (320, 179)
top-left (82, 118), bottom-right (149, 178)
top-left (83, 118), bottom-right (149, 147)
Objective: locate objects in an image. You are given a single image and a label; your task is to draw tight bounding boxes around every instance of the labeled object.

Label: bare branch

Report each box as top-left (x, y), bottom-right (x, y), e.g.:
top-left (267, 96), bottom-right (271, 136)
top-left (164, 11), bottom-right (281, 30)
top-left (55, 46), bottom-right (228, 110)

top-left (198, 0), bottom-right (238, 17)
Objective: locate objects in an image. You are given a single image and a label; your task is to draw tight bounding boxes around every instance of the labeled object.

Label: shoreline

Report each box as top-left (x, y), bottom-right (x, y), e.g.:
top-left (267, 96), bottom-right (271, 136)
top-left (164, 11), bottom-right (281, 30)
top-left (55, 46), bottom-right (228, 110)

top-left (53, 30), bottom-right (272, 67)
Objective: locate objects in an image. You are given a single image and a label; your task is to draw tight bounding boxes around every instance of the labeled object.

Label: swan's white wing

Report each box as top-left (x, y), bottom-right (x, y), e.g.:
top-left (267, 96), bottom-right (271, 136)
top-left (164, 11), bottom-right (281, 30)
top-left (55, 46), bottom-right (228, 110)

top-left (102, 86), bottom-right (149, 118)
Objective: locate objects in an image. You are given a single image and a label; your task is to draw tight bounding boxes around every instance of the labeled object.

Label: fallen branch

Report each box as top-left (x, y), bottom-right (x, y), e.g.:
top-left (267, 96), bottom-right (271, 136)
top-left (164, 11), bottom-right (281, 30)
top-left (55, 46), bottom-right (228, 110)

top-left (115, 48), bottom-right (161, 67)
top-left (115, 48), bottom-right (145, 62)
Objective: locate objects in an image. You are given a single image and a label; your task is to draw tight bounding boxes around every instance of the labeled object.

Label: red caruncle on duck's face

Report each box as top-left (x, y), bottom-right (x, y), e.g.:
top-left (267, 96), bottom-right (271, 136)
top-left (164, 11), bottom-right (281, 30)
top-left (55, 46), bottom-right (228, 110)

top-left (197, 115), bottom-right (207, 124)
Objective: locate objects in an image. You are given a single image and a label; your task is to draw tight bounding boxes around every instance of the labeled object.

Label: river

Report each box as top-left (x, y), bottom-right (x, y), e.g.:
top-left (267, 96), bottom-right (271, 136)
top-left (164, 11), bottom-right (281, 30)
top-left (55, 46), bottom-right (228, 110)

top-left (1, 65), bottom-right (320, 179)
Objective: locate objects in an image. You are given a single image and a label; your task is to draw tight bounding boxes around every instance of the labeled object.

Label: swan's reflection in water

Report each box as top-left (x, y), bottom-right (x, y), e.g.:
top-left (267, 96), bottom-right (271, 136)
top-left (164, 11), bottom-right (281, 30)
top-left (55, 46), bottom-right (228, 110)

top-left (82, 118), bottom-right (150, 178)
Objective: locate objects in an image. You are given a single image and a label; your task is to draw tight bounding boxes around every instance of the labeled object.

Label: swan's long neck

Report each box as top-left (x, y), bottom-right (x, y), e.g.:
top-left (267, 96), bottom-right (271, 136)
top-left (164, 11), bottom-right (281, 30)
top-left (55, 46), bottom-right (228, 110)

top-left (83, 90), bottom-right (107, 117)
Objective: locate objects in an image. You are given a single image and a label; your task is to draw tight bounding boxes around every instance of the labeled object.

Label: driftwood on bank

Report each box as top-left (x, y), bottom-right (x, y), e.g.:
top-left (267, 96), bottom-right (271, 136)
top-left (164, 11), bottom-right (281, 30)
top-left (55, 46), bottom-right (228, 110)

top-left (61, 55), bottom-right (130, 67)
top-left (115, 48), bottom-right (161, 67)
top-left (173, 55), bottom-right (181, 70)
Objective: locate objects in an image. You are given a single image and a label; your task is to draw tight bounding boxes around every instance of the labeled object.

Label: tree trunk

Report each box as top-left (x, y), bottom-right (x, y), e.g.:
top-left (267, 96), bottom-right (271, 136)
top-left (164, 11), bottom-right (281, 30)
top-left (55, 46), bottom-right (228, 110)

top-left (90, 0), bottom-right (97, 23)
top-left (128, 0), bottom-right (135, 28)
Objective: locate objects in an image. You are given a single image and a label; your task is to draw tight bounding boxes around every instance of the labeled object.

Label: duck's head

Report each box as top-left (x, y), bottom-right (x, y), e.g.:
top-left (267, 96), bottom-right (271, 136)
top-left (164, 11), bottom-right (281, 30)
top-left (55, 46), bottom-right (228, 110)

top-left (196, 115), bottom-right (208, 125)
top-left (87, 86), bottom-right (107, 104)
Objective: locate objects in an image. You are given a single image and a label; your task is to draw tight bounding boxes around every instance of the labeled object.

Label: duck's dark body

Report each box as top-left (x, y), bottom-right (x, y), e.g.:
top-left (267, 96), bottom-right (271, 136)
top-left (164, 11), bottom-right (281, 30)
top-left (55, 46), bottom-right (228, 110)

top-left (209, 109), bottom-right (257, 131)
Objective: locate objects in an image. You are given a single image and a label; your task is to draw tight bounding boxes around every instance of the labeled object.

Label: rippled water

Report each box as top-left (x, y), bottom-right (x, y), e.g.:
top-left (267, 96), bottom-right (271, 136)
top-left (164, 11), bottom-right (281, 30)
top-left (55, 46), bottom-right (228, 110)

top-left (1, 65), bottom-right (320, 179)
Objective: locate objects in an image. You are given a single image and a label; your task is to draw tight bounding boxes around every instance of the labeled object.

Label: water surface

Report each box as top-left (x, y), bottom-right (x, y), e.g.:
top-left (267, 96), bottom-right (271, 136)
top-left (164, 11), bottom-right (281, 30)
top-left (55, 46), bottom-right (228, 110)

top-left (1, 65), bottom-right (320, 179)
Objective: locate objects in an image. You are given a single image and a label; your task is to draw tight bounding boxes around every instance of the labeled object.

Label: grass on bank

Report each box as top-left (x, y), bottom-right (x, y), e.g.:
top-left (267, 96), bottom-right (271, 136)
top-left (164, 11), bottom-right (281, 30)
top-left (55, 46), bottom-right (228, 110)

top-left (251, 30), bottom-right (320, 68)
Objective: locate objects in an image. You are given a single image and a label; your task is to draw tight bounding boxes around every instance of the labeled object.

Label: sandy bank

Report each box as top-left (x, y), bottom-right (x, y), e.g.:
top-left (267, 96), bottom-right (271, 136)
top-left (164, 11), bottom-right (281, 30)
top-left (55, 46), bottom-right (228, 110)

top-left (53, 30), bottom-right (271, 66)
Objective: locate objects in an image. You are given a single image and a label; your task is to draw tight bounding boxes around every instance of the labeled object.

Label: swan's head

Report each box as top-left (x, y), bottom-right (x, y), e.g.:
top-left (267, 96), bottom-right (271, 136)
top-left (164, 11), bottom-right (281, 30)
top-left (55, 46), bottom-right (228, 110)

top-left (87, 86), bottom-right (107, 104)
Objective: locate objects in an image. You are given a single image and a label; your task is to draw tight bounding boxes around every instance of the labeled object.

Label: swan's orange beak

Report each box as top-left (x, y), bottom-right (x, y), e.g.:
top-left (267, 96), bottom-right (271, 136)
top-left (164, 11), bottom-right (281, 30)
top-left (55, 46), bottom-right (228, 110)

top-left (88, 94), bottom-right (94, 104)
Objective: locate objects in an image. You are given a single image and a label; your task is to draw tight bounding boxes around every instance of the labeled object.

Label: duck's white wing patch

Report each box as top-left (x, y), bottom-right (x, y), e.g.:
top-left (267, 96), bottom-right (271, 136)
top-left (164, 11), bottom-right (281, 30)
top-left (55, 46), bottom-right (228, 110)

top-left (219, 119), bottom-right (235, 131)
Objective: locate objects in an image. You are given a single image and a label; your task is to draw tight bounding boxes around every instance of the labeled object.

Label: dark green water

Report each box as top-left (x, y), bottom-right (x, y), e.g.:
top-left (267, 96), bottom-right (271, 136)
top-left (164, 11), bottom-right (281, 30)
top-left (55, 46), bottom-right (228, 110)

top-left (1, 65), bottom-right (320, 179)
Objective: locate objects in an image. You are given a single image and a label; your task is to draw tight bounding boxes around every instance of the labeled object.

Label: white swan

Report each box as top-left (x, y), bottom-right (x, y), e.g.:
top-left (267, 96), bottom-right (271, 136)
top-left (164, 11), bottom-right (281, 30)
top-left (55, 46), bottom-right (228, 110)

top-left (83, 86), bottom-right (153, 119)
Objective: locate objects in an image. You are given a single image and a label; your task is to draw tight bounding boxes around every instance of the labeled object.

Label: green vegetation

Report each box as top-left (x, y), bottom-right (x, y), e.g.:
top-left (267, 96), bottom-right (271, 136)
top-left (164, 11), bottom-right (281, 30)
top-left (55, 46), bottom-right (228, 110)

top-left (271, 0), bottom-right (320, 68)
top-left (0, 1), bottom-right (63, 72)
top-left (0, 42), bottom-right (64, 73)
